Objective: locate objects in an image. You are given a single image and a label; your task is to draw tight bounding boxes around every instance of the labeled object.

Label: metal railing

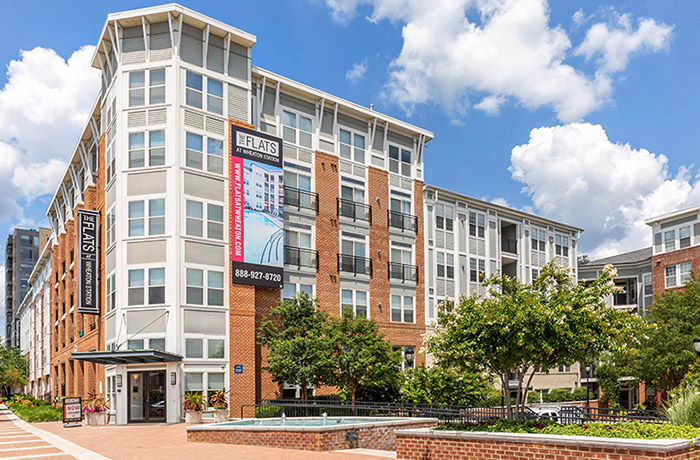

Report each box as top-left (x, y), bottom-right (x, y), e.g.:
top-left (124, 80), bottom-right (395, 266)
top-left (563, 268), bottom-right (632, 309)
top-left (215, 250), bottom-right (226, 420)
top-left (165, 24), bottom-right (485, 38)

top-left (337, 198), bottom-right (372, 223)
top-left (557, 405), bottom-right (666, 424)
top-left (388, 210), bottom-right (418, 232)
top-left (284, 246), bottom-right (319, 270)
top-left (502, 238), bottom-right (518, 254)
top-left (337, 254), bottom-right (373, 276)
top-left (284, 186), bottom-right (319, 213)
top-left (388, 262), bottom-right (418, 283)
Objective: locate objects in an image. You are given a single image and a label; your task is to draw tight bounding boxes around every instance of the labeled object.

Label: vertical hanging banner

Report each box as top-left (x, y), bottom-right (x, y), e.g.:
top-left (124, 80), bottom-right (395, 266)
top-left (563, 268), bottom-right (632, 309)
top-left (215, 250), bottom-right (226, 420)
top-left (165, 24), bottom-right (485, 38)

top-left (77, 209), bottom-right (100, 315)
top-left (230, 125), bottom-right (284, 288)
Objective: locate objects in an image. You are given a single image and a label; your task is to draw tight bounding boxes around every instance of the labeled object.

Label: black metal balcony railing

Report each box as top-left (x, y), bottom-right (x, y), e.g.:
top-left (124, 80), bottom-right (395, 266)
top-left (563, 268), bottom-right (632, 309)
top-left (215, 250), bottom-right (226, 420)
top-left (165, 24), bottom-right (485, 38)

top-left (337, 254), bottom-right (373, 276)
top-left (388, 210), bottom-right (418, 232)
top-left (284, 186), bottom-right (319, 213)
top-left (388, 262), bottom-right (418, 283)
top-left (502, 238), bottom-right (518, 254)
top-left (337, 198), bottom-right (372, 223)
top-left (284, 246), bottom-right (319, 270)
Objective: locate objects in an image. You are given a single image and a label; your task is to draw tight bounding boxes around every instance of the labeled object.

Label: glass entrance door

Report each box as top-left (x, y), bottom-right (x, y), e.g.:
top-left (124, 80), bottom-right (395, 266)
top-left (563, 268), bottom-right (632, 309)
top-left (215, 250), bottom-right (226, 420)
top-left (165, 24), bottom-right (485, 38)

top-left (128, 371), bottom-right (166, 423)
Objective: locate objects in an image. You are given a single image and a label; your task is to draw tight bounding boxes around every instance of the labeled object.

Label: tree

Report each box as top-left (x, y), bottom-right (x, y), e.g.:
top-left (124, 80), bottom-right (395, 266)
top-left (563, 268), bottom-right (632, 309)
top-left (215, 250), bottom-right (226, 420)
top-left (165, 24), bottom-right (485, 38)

top-left (258, 293), bottom-right (329, 401)
top-left (426, 262), bottom-right (641, 418)
top-left (626, 274), bottom-right (700, 400)
top-left (400, 363), bottom-right (494, 406)
top-left (0, 343), bottom-right (28, 397)
top-left (322, 312), bottom-right (401, 404)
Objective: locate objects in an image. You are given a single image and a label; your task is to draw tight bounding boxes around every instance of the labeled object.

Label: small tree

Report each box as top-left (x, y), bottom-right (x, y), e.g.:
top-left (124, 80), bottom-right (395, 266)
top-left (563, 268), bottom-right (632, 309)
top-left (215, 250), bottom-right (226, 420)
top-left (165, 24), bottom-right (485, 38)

top-left (427, 262), bottom-right (640, 418)
top-left (0, 343), bottom-right (28, 397)
top-left (400, 363), bottom-right (493, 406)
top-left (322, 312), bottom-right (401, 404)
top-left (259, 293), bottom-right (329, 401)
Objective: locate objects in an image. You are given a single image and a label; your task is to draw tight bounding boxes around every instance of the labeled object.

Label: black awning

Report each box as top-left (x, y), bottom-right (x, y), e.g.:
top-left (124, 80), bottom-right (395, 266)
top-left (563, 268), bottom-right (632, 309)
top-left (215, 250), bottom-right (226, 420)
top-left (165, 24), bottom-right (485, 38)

top-left (70, 350), bottom-right (183, 365)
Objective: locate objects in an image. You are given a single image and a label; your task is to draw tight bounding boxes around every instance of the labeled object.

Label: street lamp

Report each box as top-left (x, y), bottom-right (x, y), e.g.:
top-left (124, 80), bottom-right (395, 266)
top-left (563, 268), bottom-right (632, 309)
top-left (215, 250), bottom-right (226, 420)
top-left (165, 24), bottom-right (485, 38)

top-left (404, 347), bottom-right (415, 369)
top-left (584, 365), bottom-right (591, 410)
top-left (693, 337), bottom-right (700, 358)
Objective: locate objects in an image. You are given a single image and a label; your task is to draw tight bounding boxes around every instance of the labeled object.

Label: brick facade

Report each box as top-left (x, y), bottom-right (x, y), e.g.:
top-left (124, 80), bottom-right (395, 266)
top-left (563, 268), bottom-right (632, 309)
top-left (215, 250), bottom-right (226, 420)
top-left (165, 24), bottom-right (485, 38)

top-left (396, 429), bottom-right (698, 460)
top-left (651, 245), bottom-right (700, 296)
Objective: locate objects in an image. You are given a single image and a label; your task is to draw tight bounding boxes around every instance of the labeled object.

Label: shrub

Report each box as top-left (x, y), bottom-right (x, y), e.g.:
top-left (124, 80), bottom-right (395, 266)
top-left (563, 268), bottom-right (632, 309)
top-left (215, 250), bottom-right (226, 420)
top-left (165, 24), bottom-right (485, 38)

top-left (664, 386), bottom-right (700, 427)
top-left (6, 401), bottom-right (62, 422)
top-left (183, 392), bottom-right (205, 412)
top-left (208, 389), bottom-right (228, 409)
top-left (83, 394), bottom-right (108, 414)
top-left (255, 406), bottom-right (281, 418)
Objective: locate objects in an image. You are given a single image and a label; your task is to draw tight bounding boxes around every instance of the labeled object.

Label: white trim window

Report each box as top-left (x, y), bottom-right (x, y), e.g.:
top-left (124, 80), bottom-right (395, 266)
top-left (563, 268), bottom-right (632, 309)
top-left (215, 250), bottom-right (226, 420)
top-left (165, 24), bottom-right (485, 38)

top-left (340, 182), bottom-right (366, 203)
top-left (185, 70), bottom-right (224, 115)
top-left (555, 234), bottom-right (569, 257)
top-left (129, 71), bottom-right (146, 107)
top-left (531, 228), bottom-right (546, 252)
top-left (470, 258), bottom-right (485, 283)
top-left (388, 145), bottom-right (411, 177)
top-left (391, 295), bottom-right (414, 323)
top-left (128, 130), bottom-right (165, 168)
top-left (185, 70), bottom-right (203, 109)
top-left (339, 128), bottom-right (365, 163)
top-left (680, 225), bottom-right (692, 249)
top-left (282, 283), bottom-right (313, 301)
top-left (437, 204), bottom-right (454, 232)
top-left (185, 200), bottom-right (224, 240)
top-left (341, 289), bottom-right (368, 318)
top-left (106, 273), bottom-right (116, 312)
top-left (184, 372), bottom-right (225, 399)
top-left (149, 68), bottom-right (166, 104)
top-left (206, 78), bottom-right (224, 115)
top-left (128, 198), bottom-right (165, 236)
top-left (106, 141), bottom-right (116, 184)
top-left (186, 268), bottom-right (224, 306)
top-left (665, 262), bottom-right (692, 288)
top-left (468, 211), bottom-right (484, 238)
top-left (185, 132), bottom-right (224, 174)
top-left (105, 206), bottom-right (116, 248)
top-left (127, 267), bottom-right (165, 306)
top-left (282, 110), bottom-right (312, 148)
top-left (664, 230), bottom-right (676, 252)
top-left (437, 251), bottom-right (455, 279)
top-left (129, 69), bottom-right (166, 107)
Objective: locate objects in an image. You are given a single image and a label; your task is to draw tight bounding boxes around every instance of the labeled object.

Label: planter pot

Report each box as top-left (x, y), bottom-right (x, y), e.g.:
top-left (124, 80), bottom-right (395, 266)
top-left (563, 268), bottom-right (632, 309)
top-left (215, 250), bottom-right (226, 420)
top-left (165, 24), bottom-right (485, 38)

top-left (85, 411), bottom-right (107, 426)
top-left (186, 410), bottom-right (203, 424)
top-left (213, 409), bottom-right (229, 423)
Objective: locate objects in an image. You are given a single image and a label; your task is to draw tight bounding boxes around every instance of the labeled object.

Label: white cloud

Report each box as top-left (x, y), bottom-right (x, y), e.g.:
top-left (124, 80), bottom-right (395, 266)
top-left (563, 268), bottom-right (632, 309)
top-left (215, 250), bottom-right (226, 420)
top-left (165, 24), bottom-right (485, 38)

top-left (0, 45), bottom-right (99, 223)
top-left (346, 60), bottom-right (368, 84)
top-left (576, 13), bottom-right (673, 73)
top-left (509, 122), bottom-right (700, 258)
top-left (474, 95), bottom-right (506, 116)
top-left (490, 197), bottom-right (510, 207)
top-left (324, 0), bottom-right (673, 122)
top-left (572, 9), bottom-right (588, 26)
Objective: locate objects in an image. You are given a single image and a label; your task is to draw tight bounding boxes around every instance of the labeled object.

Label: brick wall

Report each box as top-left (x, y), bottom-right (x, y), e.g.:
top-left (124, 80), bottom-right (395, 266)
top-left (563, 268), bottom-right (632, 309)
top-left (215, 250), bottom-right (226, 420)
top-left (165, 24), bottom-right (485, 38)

top-left (314, 151), bottom-right (340, 318)
top-left (651, 246), bottom-right (700, 297)
top-left (396, 430), bottom-right (698, 460)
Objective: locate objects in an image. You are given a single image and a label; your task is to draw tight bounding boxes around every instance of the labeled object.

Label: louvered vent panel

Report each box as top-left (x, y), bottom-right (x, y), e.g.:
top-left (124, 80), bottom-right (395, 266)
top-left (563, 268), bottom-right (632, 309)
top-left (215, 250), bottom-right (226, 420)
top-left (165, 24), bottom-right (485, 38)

top-left (283, 144), bottom-right (298, 161)
top-left (228, 84), bottom-right (248, 122)
top-left (297, 149), bottom-right (312, 164)
top-left (206, 116), bottom-right (225, 135)
top-left (148, 109), bottom-right (167, 126)
top-left (184, 110), bottom-right (204, 129)
top-left (127, 111), bottom-right (147, 128)
top-left (339, 161), bottom-right (352, 174)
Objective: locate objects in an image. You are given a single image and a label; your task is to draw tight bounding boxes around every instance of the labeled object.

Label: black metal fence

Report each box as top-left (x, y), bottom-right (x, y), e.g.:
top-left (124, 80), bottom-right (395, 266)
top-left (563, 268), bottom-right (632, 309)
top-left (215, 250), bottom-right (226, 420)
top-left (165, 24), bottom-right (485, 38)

top-left (242, 399), bottom-right (667, 425)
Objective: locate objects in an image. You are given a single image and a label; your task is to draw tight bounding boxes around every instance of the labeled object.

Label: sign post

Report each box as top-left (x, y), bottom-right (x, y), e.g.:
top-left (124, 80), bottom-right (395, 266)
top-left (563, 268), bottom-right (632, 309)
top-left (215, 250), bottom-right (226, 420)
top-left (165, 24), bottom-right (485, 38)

top-left (63, 397), bottom-right (82, 427)
top-left (76, 209), bottom-right (100, 315)
top-left (230, 125), bottom-right (284, 288)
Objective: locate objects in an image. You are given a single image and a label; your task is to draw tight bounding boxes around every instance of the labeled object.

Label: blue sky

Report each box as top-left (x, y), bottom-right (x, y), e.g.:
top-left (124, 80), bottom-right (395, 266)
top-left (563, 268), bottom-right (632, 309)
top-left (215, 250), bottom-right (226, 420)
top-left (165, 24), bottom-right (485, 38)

top-left (1, 0), bottom-right (699, 332)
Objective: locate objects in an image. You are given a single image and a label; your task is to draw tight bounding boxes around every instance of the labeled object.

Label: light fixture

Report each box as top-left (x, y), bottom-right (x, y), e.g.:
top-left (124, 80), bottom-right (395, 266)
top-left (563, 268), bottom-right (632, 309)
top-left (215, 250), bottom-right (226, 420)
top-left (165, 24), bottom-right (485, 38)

top-left (116, 374), bottom-right (122, 388)
top-left (170, 372), bottom-right (177, 385)
top-left (404, 347), bottom-right (415, 367)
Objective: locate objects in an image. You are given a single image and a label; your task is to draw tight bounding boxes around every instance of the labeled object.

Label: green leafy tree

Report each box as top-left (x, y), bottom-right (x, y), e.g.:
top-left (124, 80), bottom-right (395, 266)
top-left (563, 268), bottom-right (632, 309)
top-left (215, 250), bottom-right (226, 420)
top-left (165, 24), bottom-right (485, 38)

top-left (259, 293), bottom-right (330, 401)
top-left (400, 364), bottom-right (493, 406)
top-left (595, 360), bottom-right (622, 407)
top-left (322, 312), bottom-right (401, 404)
top-left (426, 262), bottom-right (640, 418)
top-left (627, 275), bottom-right (700, 400)
top-left (0, 343), bottom-right (28, 397)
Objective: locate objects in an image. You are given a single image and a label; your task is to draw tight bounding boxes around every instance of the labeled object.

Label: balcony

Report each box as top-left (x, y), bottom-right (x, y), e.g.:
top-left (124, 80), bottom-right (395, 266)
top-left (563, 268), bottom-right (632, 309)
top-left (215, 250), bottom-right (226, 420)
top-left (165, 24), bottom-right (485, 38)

top-left (502, 238), bottom-right (518, 255)
top-left (388, 262), bottom-right (418, 283)
top-left (337, 198), bottom-right (372, 223)
top-left (337, 254), bottom-right (372, 277)
top-left (284, 246), bottom-right (319, 271)
top-left (284, 186), bottom-right (318, 213)
top-left (388, 210), bottom-right (417, 233)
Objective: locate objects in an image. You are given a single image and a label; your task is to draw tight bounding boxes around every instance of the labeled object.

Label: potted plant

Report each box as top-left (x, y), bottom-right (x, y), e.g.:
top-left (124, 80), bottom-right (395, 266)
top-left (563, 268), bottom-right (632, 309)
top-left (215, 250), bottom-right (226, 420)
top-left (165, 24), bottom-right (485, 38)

top-left (184, 392), bottom-right (205, 424)
top-left (208, 389), bottom-right (229, 423)
top-left (83, 394), bottom-right (108, 426)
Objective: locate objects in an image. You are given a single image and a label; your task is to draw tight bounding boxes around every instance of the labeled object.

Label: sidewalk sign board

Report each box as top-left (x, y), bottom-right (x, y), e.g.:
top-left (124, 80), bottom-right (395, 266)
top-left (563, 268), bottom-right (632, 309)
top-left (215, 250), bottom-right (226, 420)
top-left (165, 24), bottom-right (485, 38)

top-left (63, 397), bottom-right (82, 427)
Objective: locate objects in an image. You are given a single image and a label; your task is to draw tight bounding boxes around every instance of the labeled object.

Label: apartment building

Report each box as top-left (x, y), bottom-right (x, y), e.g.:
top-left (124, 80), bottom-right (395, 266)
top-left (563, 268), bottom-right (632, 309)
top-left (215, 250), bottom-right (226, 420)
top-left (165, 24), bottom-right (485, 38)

top-left (423, 185), bottom-right (583, 394)
top-left (4, 227), bottom-right (50, 346)
top-left (17, 242), bottom-right (53, 400)
top-left (33, 4), bottom-right (432, 424)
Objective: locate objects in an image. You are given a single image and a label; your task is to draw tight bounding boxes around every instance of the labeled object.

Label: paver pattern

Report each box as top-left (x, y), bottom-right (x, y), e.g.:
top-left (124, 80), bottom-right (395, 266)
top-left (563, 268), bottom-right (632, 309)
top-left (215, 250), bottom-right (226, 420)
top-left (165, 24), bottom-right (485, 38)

top-left (0, 406), bottom-right (76, 460)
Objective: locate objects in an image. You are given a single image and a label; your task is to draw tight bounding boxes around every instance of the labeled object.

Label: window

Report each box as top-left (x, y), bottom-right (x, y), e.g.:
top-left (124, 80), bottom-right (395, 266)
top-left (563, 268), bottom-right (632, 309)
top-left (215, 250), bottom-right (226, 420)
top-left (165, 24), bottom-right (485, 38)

top-left (185, 339), bottom-right (203, 358)
top-left (128, 270), bottom-right (144, 305)
top-left (388, 145), bottom-right (411, 177)
top-left (185, 132), bottom-right (203, 169)
top-left (185, 71), bottom-right (203, 109)
top-left (284, 170), bottom-right (312, 191)
top-left (340, 183), bottom-right (365, 204)
top-left (665, 262), bottom-right (692, 288)
top-left (130, 69), bottom-right (165, 106)
top-left (186, 339), bottom-right (224, 359)
top-left (341, 289), bottom-right (368, 318)
top-left (391, 295), bottom-right (414, 323)
top-left (150, 338), bottom-right (165, 351)
top-left (206, 78), bottom-right (223, 115)
top-left (129, 71), bottom-right (145, 106)
top-left (436, 204), bottom-right (454, 231)
top-left (208, 339), bottom-right (225, 359)
top-left (128, 199), bottom-right (165, 237)
top-left (555, 234), bottom-right (569, 257)
top-left (282, 110), bottom-right (312, 148)
top-left (206, 137), bottom-right (223, 174)
top-left (531, 228), bottom-right (546, 252)
top-left (185, 132), bottom-right (223, 174)
top-left (285, 228), bottom-right (312, 249)
top-left (469, 212), bottom-right (484, 237)
top-left (148, 268), bottom-right (165, 304)
top-left (680, 226), bottom-right (691, 249)
top-left (104, 207), bottom-right (115, 248)
top-left (149, 68), bottom-right (166, 104)
top-left (128, 339), bottom-right (144, 351)
top-left (185, 268), bottom-right (224, 306)
top-left (129, 130), bottom-right (165, 168)
top-left (185, 200), bottom-right (224, 240)
top-left (664, 230), bottom-right (676, 252)
top-left (558, 365), bottom-right (571, 373)
top-left (208, 373), bottom-right (225, 391)
top-left (532, 269), bottom-right (540, 282)
top-left (470, 258), bottom-right (485, 283)
top-left (643, 273), bottom-right (652, 296)
top-left (339, 129), bottom-right (365, 163)
top-left (282, 283), bottom-right (313, 301)
top-left (185, 373), bottom-right (203, 394)
top-left (106, 142), bottom-right (116, 183)
top-left (106, 273), bottom-right (115, 312)
top-left (437, 252), bottom-right (454, 279)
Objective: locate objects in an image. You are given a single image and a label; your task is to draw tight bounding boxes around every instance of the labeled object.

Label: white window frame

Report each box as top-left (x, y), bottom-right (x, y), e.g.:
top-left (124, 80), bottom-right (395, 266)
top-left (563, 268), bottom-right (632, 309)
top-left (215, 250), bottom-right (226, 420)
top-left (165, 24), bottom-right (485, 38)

top-left (470, 257), bottom-right (485, 284)
top-left (282, 109), bottom-right (313, 149)
top-left (206, 77), bottom-right (224, 115)
top-left (282, 282), bottom-right (314, 301)
top-left (531, 228), bottom-right (546, 252)
top-left (679, 225), bottom-right (692, 249)
top-left (468, 211), bottom-right (484, 238)
top-left (338, 127), bottom-right (366, 164)
top-left (185, 70), bottom-right (203, 109)
top-left (437, 251), bottom-right (455, 280)
top-left (185, 199), bottom-right (224, 240)
top-left (185, 131), bottom-right (224, 175)
top-left (390, 294), bottom-right (414, 323)
top-left (105, 205), bottom-right (116, 248)
top-left (665, 261), bottom-right (692, 288)
top-left (128, 130), bottom-right (165, 169)
top-left (127, 267), bottom-right (165, 306)
top-left (129, 68), bottom-right (166, 107)
top-left (664, 229), bottom-right (676, 252)
top-left (555, 233), bottom-right (569, 257)
top-left (388, 144), bottom-right (412, 178)
top-left (340, 288), bottom-right (368, 318)
top-left (185, 267), bottom-right (225, 306)
top-left (128, 198), bottom-right (166, 237)
top-left (106, 272), bottom-right (116, 312)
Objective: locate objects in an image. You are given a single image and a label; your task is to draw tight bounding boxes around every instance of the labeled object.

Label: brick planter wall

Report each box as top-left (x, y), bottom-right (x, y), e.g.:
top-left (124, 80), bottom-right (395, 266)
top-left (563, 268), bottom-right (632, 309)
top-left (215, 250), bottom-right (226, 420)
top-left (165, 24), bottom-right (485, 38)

top-left (187, 418), bottom-right (437, 451)
top-left (396, 428), bottom-right (699, 460)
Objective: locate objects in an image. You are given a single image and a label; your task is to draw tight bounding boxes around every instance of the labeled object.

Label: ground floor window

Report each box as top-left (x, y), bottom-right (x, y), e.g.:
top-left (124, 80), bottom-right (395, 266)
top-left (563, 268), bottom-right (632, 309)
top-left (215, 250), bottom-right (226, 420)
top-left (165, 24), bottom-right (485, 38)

top-left (184, 371), bottom-right (226, 402)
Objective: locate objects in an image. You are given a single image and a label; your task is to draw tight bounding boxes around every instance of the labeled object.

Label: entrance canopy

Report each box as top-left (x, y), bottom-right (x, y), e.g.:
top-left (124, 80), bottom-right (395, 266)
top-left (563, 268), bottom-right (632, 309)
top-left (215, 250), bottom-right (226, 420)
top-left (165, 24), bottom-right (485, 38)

top-left (71, 350), bottom-right (183, 365)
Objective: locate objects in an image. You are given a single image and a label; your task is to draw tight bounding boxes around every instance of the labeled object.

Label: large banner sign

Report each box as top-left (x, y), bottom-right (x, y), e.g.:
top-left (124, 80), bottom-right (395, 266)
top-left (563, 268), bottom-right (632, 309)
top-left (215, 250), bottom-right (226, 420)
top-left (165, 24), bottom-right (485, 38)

top-left (230, 125), bottom-right (284, 288)
top-left (77, 209), bottom-right (99, 315)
